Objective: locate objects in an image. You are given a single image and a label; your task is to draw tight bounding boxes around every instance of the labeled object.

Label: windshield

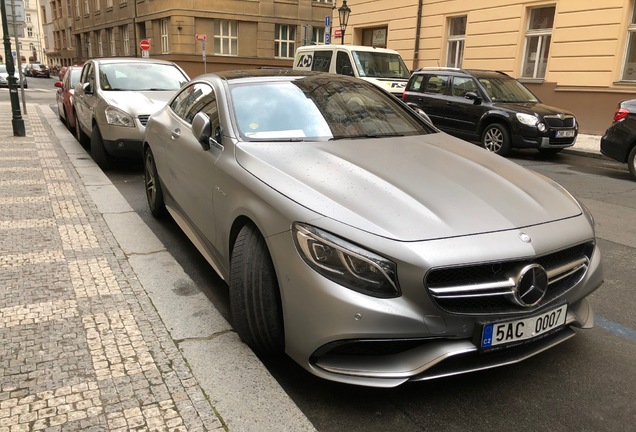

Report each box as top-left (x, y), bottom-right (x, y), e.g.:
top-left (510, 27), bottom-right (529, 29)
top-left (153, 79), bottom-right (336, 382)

top-left (352, 51), bottom-right (410, 79)
top-left (477, 77), bottom-right (539, 103)
top-left (98, 63), bottom-right (188, 91)
top-left (230, 77), bottom-right (430, 141)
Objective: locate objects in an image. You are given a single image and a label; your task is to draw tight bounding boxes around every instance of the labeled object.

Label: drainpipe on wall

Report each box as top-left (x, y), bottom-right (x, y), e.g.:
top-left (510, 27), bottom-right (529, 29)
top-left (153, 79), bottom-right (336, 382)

top-left (413, 0), bottom-right (423, 70)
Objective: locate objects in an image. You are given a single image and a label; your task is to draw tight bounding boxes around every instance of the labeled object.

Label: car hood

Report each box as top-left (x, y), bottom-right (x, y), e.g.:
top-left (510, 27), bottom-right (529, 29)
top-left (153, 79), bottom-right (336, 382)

top-left (492, 101), bottom-right (574, 118)
top-left (101, 90), bottom-right (175, 116)
top-left (236, 133), bottom-right (582, 241)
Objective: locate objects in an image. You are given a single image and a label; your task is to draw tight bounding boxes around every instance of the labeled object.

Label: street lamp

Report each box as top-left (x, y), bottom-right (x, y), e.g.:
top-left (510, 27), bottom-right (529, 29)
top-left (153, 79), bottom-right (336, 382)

top-left (338, 0), bottom-right (351, 45)
top-left (0, 0), bottom-right (26, 136)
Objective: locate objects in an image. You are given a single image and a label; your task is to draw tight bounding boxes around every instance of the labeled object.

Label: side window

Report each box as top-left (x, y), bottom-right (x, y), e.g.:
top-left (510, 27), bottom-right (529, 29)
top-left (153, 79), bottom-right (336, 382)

top-left (409, 75), bottom-right (425, 92)
top-left (170, 83), bottom-right (213, 124)
top-left (311, 51), bottom-right (332, 72)
top-left (79, 63), bottom-right (91, 84)
top-left (335, 51), bottom-right (354, 76)
top-left (423, 75), bottom-right (448, 94)
top-left (451, 76), bottom-right (478, 97)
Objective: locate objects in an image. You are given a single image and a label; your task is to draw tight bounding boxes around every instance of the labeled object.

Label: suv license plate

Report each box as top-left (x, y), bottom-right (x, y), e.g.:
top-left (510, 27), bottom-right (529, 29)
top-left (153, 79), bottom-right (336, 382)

top-left (480, 304), bottom-right (568, 349)
top-left (556, 130), bottom-right (575, 138)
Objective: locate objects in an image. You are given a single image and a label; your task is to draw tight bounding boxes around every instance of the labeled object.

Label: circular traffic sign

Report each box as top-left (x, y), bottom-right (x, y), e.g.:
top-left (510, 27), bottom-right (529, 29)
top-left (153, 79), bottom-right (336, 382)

top-left (140, 39), bottom-right (151, 51)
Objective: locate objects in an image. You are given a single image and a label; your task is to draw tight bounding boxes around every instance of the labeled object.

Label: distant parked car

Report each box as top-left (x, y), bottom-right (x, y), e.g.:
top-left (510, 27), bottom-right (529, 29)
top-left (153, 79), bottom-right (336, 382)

top-left (0, 64), bottom-right (28, 88)
top-left (54, 66), bottom-right (82, 133)
top-left (600, 99), bottom-right (636, 180)
top-left (143, 69), bottom-right (603, 387)
top-left (25, 63), bottom-right (50, 78)
top-left (73, 57), bottom-right (189, 169)
top-left (402, 68), bottom-right (578, 156)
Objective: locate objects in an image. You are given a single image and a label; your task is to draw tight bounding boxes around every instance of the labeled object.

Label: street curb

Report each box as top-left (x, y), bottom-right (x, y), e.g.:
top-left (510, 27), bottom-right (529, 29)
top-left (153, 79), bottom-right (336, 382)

top-left (38, 104), bottom-right (317, 432)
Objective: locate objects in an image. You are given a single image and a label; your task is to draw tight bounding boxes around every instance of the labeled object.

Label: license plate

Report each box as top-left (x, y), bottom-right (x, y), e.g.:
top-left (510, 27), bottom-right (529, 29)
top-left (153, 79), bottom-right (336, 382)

top-left (555, 130), bottom-right (575, 138)
top-left (480, 304), bottom-right (568, 349)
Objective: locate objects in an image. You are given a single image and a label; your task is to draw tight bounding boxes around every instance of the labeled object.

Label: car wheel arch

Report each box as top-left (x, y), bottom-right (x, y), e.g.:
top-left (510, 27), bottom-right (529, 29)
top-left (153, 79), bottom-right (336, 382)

top-left (478, 114), bottom-right (511, 137)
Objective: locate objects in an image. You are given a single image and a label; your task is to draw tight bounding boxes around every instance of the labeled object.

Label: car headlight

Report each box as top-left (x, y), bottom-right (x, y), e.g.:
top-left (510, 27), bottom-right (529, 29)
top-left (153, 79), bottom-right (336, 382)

top-left (105, 106), bottom-right (135, 127)
top-left (516, 113), bottom-right (539, 126)
top-left (293, 223), bottom-right (400, 298)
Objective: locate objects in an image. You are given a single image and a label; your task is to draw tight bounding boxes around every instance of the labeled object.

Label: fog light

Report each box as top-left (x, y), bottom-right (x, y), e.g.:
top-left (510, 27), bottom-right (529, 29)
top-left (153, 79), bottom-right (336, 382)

top-left (537, 123), bottom-right (546, 132)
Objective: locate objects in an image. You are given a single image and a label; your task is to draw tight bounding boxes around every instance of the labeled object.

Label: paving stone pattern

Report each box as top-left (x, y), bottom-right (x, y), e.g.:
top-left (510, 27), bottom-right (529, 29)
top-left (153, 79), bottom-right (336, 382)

top-left (0, 107), bottom-right (225, 431)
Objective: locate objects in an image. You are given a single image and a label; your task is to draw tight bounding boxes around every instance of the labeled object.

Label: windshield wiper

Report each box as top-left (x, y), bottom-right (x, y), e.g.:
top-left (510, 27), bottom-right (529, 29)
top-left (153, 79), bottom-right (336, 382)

top-left (330, 133), bottom-right (405, 140)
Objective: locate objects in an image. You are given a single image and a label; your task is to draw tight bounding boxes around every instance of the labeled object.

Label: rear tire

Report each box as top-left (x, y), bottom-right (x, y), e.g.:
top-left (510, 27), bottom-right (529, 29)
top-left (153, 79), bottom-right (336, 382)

top-left (230, 223), bottom-right (285, 355)
top-left (482, 123), bottom-right (511, 156)
top-left (628, 145), bottom-right (636, 180)
top-left (90, 127), bottom-right (114, 170)
top-left (144, 148), bottom-right (166, 218)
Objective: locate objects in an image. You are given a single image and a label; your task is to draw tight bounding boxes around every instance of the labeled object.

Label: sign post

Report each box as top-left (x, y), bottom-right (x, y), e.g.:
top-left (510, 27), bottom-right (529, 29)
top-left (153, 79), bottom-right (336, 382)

top-left (139, 39), bottom-right (150, 58)
top-left (196, 34), bottom-right (207, 74)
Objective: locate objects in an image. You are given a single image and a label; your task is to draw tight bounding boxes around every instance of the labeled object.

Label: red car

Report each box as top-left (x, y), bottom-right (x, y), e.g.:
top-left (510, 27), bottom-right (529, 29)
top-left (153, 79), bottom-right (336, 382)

top-left (54, 66), bottom-right (82, 133)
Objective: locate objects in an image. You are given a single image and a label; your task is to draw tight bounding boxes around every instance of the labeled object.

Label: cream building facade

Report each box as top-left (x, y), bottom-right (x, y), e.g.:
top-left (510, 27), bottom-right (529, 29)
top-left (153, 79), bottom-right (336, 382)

top-left (70, 0), bottom-right (334, 79)
top-left (339, 0), bottom-right (636, 134)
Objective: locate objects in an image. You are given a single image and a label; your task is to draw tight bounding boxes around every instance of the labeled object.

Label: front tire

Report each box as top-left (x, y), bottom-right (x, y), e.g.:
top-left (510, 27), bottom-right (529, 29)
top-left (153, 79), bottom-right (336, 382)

top-left (628, 145), bottom-right (636, 180)
top-left (482, 123), bottom-right (511, 156)
top-left (144, 148), bottom-right (166, 218)
top-left (90, 126), bottom-right (114, 170)
top-left (230, 223), bottom-right (285, 355)
top-left (75, 113), bottom-right (90, 147)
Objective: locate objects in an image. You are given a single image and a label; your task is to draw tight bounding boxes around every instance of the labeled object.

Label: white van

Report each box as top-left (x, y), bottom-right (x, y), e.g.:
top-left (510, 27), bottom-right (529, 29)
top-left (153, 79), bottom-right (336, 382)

top-left (293, 45), bottom-right (410, 98)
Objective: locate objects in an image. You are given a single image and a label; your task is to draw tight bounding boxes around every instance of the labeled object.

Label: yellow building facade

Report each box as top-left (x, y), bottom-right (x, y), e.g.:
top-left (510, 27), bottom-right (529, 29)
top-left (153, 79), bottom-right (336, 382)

top-left (339, 0), bottom-right (636, 134)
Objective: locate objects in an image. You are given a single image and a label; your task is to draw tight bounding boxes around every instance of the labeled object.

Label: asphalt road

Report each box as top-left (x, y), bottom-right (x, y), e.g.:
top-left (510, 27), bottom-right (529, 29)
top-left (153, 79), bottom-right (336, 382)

top-left (18, 77), bottom-right (636, 431)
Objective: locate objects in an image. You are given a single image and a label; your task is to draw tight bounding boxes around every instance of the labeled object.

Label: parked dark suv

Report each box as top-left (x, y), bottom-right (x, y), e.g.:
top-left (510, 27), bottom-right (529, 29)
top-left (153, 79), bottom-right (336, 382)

top-left (600, 99), bottom-right (636, 180)
top-left (402, 68), bottom-right (578, 156)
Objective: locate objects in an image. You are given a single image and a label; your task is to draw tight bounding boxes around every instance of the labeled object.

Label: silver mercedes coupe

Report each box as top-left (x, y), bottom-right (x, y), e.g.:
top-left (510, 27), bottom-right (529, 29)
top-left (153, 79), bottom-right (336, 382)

top-left (143, 70), bottom-right (603, 387)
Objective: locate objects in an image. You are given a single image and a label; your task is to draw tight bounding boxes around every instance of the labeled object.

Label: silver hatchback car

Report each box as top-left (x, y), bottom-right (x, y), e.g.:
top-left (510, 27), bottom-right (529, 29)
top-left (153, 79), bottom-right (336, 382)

top-left (73, 58), bottom-right (189, 169)
top-left (143, 70), bottom-right (603, 387)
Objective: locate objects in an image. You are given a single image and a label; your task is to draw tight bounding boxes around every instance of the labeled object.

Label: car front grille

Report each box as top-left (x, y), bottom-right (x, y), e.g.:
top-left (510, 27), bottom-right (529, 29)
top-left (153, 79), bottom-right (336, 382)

top-left (138, 115), bottom-right (150, 126)
top-left (544, 115), bottom-right (576, 128)
top-left (425, 242), bottom-right (594, 315)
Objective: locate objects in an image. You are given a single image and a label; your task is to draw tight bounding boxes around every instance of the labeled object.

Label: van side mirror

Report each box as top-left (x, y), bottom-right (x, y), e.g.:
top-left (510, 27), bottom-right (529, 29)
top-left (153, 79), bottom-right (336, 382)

top-left (341, 65), bottom-right (355, 77)
top-left (465, 91), bottom-right (482, 105)
top-left (82, 82), bottom-right (93, 94)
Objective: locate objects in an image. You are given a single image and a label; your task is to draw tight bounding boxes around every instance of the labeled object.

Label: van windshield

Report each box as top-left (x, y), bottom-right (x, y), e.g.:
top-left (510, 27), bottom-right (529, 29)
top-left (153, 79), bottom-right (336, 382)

top-left (352, 51), bottom-right (410, 79)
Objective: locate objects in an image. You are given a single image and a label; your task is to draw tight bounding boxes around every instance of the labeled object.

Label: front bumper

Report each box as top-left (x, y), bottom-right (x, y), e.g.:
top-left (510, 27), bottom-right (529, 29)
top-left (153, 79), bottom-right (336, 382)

top-left (511, 124), bottom-right (577, 149)
top-left (269, 215), bottom-right (603, 387)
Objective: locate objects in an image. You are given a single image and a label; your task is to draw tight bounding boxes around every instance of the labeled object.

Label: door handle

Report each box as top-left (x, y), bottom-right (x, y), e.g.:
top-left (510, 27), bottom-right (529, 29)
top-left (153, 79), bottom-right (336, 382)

top-left (171, 128), bottom-right (181, 139)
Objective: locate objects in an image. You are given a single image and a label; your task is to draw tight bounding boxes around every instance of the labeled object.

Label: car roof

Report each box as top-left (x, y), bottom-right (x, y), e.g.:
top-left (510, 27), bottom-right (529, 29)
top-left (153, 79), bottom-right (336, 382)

top-left (413, 67), bottom-right (511, 79)
top-left (87, 57), bottom-right (180, 66)
top-left (201, 68), bottom-right (337, 83)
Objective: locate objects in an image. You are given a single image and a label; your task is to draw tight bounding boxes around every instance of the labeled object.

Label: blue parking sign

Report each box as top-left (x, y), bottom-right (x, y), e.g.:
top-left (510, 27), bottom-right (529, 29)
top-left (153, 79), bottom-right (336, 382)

top-left (325, 15), bottom-right (331, 27)
top-left (325, 33), bottom-right (330, 45)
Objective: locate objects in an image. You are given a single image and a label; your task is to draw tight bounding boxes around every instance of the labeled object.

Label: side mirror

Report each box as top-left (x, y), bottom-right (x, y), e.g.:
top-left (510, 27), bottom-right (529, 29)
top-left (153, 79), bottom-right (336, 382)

top-left (82, 82), bottom-right (93, 94)
top-left (192, 112), bottom-right (223, 151)
top-left (341, 65), bottom-right (355, 77)
top-left (54, 81), bottom-right (63, 89)
top-left (464, 91), bottom-right (482, 105)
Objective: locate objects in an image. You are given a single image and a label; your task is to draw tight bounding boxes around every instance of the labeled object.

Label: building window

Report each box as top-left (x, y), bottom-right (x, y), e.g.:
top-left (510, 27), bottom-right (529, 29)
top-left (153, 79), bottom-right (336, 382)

top-left (312, 27), bottom-right (325, 44)
top-left (622, 5), bottom-right (636, 81)
top-left (97, 31), bottom-right (103, 56)
top-left (447, 16), bottom-right (466, 68)
top-left (161, 19), bottom-right (169, 53)
top-left (361, 27), bottom-right (387, 48)
top-left (75, 0), bottom-right (80, 17)
top-left (67, 0), bottom-right (72, 16)
top-left (94, 0), bottom-right (100, 12)
top-left (84, 0), bottom-right (89, 15)
top-left (120, 0), bottom-right (127, 4)
top-left (522, 6), bottom-right (555, 79)
top-left (275, 24), bottom-right (295, 58)
top-left (214, 20), bottom-right (238, 55)
top-left (86, 35), bottom-right (92, 57)
top-left (108, 28), bottom-right (115, 56)
top-left (26, 13), bottom-right (32, 23)
top-left (27, 27), bottom-right (33, 37)
top-left (121, 25), bottom-right (130, 56)
top-left (107, 0), bottom-right (113, 7)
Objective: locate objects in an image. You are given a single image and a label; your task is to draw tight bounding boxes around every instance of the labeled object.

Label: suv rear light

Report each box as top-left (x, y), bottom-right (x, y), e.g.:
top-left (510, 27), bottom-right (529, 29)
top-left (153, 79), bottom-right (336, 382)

top-left (613, 107), bottom-right (630, 122)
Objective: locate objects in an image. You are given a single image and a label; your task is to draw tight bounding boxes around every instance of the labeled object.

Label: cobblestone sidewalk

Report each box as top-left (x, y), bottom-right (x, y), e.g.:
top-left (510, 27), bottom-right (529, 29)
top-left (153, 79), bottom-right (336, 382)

top-left (0, 107), bottom-right (225, 431)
